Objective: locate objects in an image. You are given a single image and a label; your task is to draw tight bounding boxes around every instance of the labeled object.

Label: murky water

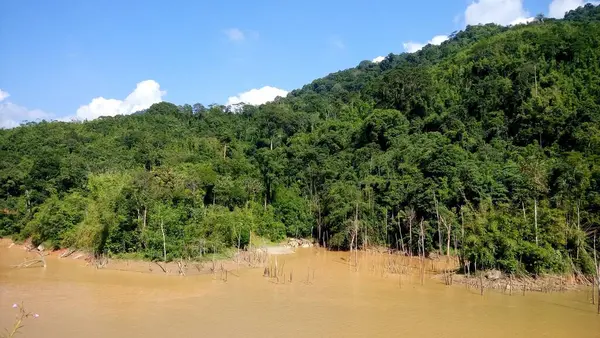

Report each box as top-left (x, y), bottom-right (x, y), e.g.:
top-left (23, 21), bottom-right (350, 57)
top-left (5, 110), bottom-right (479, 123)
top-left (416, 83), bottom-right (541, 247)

top-left (1, 243), bottom-right (599, 337)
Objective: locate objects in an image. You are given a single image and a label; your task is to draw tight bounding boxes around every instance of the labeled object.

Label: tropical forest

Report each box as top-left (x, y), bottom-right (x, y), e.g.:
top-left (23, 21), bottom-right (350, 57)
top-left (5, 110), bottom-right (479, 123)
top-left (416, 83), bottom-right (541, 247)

top-left (2, 4), bottom-right (600, 279)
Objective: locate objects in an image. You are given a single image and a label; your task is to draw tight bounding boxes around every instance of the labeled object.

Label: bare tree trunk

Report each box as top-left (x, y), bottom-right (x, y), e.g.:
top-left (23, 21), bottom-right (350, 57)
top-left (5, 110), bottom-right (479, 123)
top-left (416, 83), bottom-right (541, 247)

top-left (441, 216), bottom-right (450, 258)
top-left (408, 209), bottom-right (414, 256)
top-left (461, 207), bottom-right (465, 265)
top-left (595, 231), bottom-right (600, 314)
top-left (160, 217), bottom-right (167, 264)
top-left (576, 202), bottom-right (581, 259)
top-left (534, 198), bottom-right (539, 246)
top-left (480, 272), bottom-right (484, 296)
top-left (143, 207), bottom-right (147, 230)
top-left (318, 214), bottom-right (322, 243)
top-left (223, 144), bottom-right (227, 159)
top-left (354, 202), bottom-right (359, 269)
top-left (438, 221), bottom-right (442, 255)
top-left (417, 221), bottom-right (422, 283)
top-left (434, 192), bottom-right (441, 254)
top-left (593, 275), bottom-right (596, 305)
top-left (349, 230), bottom-right (355, 267)
top-left (237, 230), bottom-right (241, 270)
top-left (315, 195), bottom-right (322, 244)
top-left (576, 201), bottom-right (580, 230)
top-left (522, 200), bottom-right (526, 221)
top-left (453, 229), bottom-right (458, 262)
top-left (593, 232), bottom-right (598, 306)
top-left (421, 219), bottom-right (425, 259)
top-left (13, 250), bottom-right (46, 269)
top-left (447, 225), bottom-right (451, 258)
top-left (398, 213), bottom-right (405, 253)
top-left (419, 218), bottom-right (425, 285)
top-left (384, 209), bottom-right (388, 247)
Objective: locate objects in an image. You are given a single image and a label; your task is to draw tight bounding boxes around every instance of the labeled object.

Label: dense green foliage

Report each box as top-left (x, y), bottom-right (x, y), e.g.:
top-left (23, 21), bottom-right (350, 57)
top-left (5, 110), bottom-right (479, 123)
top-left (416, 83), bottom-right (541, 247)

top-left (2, 5), bottom-right (600, 274)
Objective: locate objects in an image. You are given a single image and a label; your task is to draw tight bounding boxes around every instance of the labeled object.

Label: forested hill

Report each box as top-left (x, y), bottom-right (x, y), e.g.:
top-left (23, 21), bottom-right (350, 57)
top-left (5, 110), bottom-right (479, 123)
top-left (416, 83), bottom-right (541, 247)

top-left (2, 4), bottom-right (600, 275)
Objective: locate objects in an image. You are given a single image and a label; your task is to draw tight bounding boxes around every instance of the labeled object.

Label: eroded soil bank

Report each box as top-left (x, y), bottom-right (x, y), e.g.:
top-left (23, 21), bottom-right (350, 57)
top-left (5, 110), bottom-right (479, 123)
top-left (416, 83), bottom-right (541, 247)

top-left (0, 238), bottom-right (299, 276)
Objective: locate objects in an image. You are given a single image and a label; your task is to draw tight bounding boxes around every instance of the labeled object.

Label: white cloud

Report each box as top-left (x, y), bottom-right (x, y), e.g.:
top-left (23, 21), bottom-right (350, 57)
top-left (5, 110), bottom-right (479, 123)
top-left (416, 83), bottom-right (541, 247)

top-left (372, 56), bottom-right (385, 63)
top-left (408, 0), bottom-right (534, 56)
top-left (224, 28), bottom-right (245, 42)
top-left (75, 80), bottom-right (165, 120)
top-left (509, 16), bottom-right (535, 25)
top-left (429, 35), bottom-right (449, 45)
top-left (0, 100), bottom-right (52, 129)
top-left (0, 89), bottom-right (9, 102)
top-left (226, 86), bottom-right (288, 106)
top-left (549, 0), bottom-right (599, 18)
top-left (403, 35), bottom-right (449, 53)
top-left (465, 0), bottom-right (530, 26)
top-left (403, 42), bottom-right (426, 53)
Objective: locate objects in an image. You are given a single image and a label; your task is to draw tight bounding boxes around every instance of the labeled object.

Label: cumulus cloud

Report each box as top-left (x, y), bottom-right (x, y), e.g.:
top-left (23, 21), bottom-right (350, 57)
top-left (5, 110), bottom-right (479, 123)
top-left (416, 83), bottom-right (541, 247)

top-left (510, 16), bottom-right (535, 25)
top-left (0, 89), bottom-right (9, 102)
top-left (372, 56), bottom-right (385, 63)
top-left (224, 28), bottom-right (245, 42)
top-left (403, 35), bottom-right (449, 53)
top-left (75, 80), bottom-right (166, 120)
top-left (414, 0), bottom-right (533, 52)
top-left (549, 0), bottom-right (599, 18)
top-left (403, 42), bottom-right (426, 53)
top-left (465, 0), bottom-right (530, 26)
top-left (0, 91), bottom-right (52, 129)
top-left (429, 35), bottom-right (449, 45)
top-left (226, 86), bottom-right (288, 106)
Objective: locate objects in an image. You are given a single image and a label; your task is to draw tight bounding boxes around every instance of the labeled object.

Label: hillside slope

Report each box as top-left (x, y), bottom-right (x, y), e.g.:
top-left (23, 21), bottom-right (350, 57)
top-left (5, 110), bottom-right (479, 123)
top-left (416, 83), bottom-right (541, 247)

top-left (2, 4), bottom-right (600, 275)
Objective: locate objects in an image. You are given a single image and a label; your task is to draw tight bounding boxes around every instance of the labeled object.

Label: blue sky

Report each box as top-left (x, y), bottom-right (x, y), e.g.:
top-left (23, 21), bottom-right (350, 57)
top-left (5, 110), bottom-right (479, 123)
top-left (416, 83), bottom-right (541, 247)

top-left (0, 0), bottom-right (593, 128)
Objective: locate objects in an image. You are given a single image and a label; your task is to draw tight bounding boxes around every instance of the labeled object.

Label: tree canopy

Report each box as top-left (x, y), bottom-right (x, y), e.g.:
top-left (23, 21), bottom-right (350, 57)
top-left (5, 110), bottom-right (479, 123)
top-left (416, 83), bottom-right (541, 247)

top-left (2, 4), bottom-right (600, 275)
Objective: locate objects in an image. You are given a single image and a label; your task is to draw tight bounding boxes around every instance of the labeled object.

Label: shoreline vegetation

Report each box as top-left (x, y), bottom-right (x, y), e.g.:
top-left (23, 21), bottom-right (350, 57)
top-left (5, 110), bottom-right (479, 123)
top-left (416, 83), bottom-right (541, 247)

top-left (1, 5), bottom-right (600, 302)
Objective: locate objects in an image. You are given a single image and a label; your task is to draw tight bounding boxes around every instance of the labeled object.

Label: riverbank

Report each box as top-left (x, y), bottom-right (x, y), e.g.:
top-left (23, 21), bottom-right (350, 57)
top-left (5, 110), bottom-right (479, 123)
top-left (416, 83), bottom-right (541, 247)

top-left (1, 238), bottom-right (594, 293)
top-left (0, 238), bottom-right (307, 276)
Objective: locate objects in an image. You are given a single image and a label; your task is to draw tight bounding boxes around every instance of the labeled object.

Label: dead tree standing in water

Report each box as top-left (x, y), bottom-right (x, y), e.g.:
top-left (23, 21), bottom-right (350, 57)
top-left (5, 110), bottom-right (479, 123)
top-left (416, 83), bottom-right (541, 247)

top-left (407, 208), bottom-right (415, 257)
top-left (419, 218), bottom-right (425, 285)
top-left (13, 250), bottom-right (46, 269)
top-left (594, 232), bottom-right (599, 313)
top-left (397, 212), bottom-right (405, 253)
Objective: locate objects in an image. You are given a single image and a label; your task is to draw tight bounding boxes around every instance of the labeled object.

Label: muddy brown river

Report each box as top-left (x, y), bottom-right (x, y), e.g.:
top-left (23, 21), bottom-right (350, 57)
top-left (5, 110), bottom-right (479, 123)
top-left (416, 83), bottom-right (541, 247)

top-left (1, 243), bottom-right (599, 337)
